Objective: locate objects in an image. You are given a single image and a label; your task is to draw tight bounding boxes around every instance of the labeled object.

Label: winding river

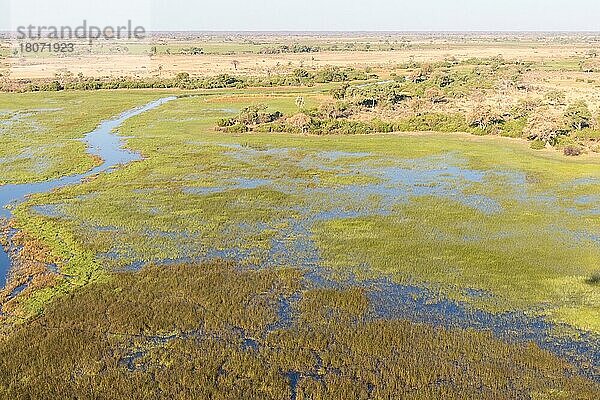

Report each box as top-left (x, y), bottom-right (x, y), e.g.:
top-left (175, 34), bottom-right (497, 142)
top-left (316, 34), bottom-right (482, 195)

top-left (0, 97), bottom-right (176, 286)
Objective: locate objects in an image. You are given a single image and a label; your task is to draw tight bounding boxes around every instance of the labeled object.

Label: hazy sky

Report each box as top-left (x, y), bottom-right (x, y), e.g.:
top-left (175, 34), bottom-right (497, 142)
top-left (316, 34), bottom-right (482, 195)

top-left (3, 0), bottom-right (600, 31)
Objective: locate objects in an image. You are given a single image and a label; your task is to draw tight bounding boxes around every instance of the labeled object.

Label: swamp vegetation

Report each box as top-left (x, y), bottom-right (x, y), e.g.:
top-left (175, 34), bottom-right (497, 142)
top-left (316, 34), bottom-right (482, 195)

top-left (0, 262), bottom-right (598, 399)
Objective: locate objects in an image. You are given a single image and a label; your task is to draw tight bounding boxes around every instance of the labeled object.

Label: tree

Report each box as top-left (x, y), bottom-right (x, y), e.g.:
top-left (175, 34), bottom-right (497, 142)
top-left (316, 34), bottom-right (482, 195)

top-left (407, 63), bottom-right (434, 83)
top-left (318, 102), bottom-right (350, 119)
top-left (580, 58), bottom-right (599, 73)
top-left (294, 68), bottom-right (310, 78)
top-left (512, 97), bottom-right (542, 118)
top-left (181, 47), bottom-right (203, 55)
top-left (330, 84), bottom-right (349, 100)
top-left (176, 72), bottom-right (190, 88)
top-left (176, 72), bottom-right (190, 82)
top-left (564, 100), bottom-right (592, 130)
top-left (407, 98), bottom-right (429, 115)
top-left (236, 104), bottom-right (282, 125)
top-left (467, 104), bottom-right (503, 131)
top-left (564, 145), bottom-right (582, 156)
top-left (525, 107), bottom-right (566, 145)
top-left (432, 72), bottom-right (453, 88)
top-left (287, 113), bottom-right (312, 133)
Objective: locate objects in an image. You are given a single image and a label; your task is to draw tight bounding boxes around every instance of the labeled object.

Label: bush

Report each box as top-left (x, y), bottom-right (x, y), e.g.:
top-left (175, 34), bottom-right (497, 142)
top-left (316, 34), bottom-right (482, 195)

top-left (586, 273), bottom-right (600, 285)
top-left (498, 117), bottom-right (527, 138)
top-left (346, 82), bottom-right (410, 106)
top-left (565, 100), bottom-right (592, 130)
top-left (217, 105), bottom-right (283, 132)
top-left (394, 113), bottom-right (469, 133)
top-left (571, 128), bottom-right (600, 141)
top-left (563, 145), bottom-right (583, 156)
top-left (530, 139), bottom-right (546, 150)
top-left (217, 118), bottom-right (235, 127)
top-left (371, 119), bottom-right (395, 133)
top-left (525, 107), bottom-right (568, 145)
top-left (309, 119), bottom-right (374, 135)
top-left (222, 123), bottom-right (249, 133)
top-left (315, 66), bottom-right (349, 83)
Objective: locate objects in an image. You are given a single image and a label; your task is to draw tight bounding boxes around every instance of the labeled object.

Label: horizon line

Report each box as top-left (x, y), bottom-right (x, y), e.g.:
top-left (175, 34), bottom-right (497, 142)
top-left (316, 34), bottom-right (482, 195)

top-left (2, 29), bottom-right (600, 34)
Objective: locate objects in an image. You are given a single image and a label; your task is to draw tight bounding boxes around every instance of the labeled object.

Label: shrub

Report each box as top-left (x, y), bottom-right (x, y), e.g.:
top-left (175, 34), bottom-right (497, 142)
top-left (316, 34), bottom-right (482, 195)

top-left (394, 113), bottom-right (469, 133)
top-left (571, 128), bottom-right (600, 141)
top-left (315, 66), bottom-right (348, 83)
top-left (217, 105), bottom-right (283, 132)
top-left (424, 87), bottom-right (447, 104)
top-left (499, 117), bottom-right (527, 138)
top-left (217, 118), bottom-right (235, 127)
top-left (530, 139), bottom-right (546, 150)
top-left (330, 83), bottom-right (349, 100)
top-left (309, 119), bottom-right (374, 135)
top-left (371, 119), bottom-right (395, 133)
top-left (287, 113), bottom-right (312, 131)
top-left (222, 123), bottom-right (249, 133)
top-left (563, 145), bottom-right (583, 156)
top-left (346, 82), bottom-right (410, 106)
top-left (318, 102), bottom-right (352, 119)
top-left (586, 273), bottom-right (600, 285)
top-left (466, 104), bottom-right (504, 132)
top-left (545, 90), bottom-right (566, 106)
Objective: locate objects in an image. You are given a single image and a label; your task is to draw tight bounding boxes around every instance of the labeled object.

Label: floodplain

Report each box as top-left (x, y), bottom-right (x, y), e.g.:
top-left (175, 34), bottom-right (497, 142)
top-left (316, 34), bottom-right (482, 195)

top-left (0, 33), bottom-right (599, 398)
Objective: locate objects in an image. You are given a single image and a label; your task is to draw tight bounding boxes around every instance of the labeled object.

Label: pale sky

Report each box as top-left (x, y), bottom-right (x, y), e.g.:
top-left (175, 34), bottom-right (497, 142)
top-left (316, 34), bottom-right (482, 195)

top-left (3, 0), bottom-right (600, 31)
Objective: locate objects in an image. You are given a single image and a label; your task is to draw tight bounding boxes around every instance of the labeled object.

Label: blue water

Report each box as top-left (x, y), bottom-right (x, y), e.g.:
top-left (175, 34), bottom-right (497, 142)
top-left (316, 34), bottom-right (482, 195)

top-left (0, 97), bottom-right (176, 286)
top-left (0, 247), bottom-right (9, 281)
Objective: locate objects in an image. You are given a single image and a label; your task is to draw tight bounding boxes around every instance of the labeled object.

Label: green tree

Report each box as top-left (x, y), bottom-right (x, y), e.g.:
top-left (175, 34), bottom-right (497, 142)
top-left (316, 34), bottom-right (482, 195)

top-left (565, 100), bottom-right (592, 130)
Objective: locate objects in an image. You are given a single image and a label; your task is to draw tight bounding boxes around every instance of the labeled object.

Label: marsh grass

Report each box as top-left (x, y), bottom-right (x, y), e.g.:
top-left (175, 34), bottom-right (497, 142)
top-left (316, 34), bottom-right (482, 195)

top-left (0, 262), bottom-right (597, 399)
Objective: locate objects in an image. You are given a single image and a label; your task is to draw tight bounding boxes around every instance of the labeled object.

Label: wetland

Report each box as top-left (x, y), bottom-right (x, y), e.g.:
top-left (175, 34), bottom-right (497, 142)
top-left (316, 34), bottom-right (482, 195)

top-left (1, 33), bottom-right (599, 398)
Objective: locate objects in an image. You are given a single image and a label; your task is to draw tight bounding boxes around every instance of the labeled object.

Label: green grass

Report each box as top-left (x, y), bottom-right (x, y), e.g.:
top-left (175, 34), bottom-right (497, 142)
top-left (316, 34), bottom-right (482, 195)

top-left (313, 198), bottom-right (600, 331)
